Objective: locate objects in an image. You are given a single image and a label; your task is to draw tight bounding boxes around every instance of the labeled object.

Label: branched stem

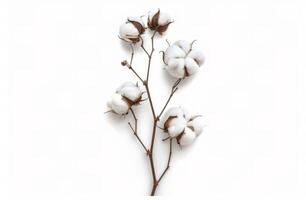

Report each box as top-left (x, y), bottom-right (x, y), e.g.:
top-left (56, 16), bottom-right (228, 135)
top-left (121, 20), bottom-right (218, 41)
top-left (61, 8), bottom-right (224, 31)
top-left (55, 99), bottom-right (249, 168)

top-left (125, 28), bottom-right (178, 196)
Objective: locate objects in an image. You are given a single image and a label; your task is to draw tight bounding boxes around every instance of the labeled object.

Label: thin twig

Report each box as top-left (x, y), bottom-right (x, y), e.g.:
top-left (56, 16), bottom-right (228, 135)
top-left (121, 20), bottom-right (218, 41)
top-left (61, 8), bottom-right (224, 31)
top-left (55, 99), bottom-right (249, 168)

top-left (140, 36), bottom-right (150, 57)
top-left (158, 78), bottom-right (182, 119)
top-left (146, 29), bottom-right (158, 82)
top-left (124, 45), bottom-right (144, 83)
top-left (129, 44), bottom-right (134, 66)
top-left (157, 139), bottom-right (173, 183)
top-left (128, 108), bottom-right (148, 153)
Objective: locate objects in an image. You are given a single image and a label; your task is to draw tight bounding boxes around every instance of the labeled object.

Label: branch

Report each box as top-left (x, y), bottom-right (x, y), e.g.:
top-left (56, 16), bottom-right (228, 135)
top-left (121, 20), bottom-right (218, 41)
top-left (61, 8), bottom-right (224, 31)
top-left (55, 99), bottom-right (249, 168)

top-left (128, 108), bottom-right (148, 153)
top-left (146, 29), bottom-right (158, 82)
top-left (158, 78), bottom-right (182, 119)
top-left (140, 36), bottom-right (150, 57)
top-left (157, 139), bottom-right (173, 183)
top-left (122, 45), bottom-right (144, 83)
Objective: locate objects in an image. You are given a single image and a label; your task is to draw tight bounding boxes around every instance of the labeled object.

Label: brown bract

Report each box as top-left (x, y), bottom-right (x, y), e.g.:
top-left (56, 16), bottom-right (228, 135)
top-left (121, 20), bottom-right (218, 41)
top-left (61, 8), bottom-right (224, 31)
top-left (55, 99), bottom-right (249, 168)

top-left (147, 10), bottom-right (172, 34)
top-left (128, 19), bottom-right (145, 34)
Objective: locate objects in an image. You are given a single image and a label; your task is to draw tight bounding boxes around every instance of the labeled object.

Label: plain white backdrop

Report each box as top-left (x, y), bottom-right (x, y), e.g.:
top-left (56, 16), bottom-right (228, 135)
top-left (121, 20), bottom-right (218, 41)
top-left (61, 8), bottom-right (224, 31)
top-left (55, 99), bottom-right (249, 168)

top-left (1, 0), bottom-right (306, 199)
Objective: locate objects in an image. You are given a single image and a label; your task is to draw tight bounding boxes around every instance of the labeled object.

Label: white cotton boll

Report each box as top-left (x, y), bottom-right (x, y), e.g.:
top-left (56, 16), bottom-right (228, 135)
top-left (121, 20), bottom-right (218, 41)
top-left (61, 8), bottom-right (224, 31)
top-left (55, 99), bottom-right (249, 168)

top-left (158, 12), bottom-right (171, 25)
top-left (188, 116), bottom-right (204, 136)
top-left (166, 58), bottom-right (185, 78)
top-left (119, 23), bottom-right (139, 42)
top-left (118, 86), bottom-right (142, 102)
top-left (173, 40), bottom-right (191, 54)
top-left (184, 57), bottom-right (199, 76)
top-left (164, 45), bottom-right (185, 64)
top-left (167, 117), bottom-right (187, 137)
top-left (163, 107), bottom-right (185, 121)
top-left (108, 93), bottom-right (129, 115)
top-left (188, 50), bottom-right (205, 66)
top-left (179, 127), bottom-right (197, 146)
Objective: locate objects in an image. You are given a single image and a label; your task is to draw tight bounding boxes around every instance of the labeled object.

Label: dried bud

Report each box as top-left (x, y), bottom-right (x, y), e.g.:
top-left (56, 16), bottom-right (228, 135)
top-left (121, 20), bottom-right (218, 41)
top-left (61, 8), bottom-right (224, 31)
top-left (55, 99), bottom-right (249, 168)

top-left (121, 60), bottom-right (128, 66)
top-left (163, 40), bottom-right (205, 78)
top-left (119, 17), bottom-right (145, 43)
top-left (147, 9), bottom-right (172, 34)
top-left (163, 107), bottom-right (204, 146)
top-left (107, 82), bottom-right (144, 115)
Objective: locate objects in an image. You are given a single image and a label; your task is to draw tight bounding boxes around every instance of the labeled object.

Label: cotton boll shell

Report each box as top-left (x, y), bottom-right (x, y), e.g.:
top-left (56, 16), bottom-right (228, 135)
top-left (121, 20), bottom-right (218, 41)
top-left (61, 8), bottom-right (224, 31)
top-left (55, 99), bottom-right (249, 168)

top-left (167, 117), bottom-right (187, 137)
top-left (188, 116), bottom-right (204, 136)
top-left (184, 57), bottom-right (199, 76)
top-left (173, 40), bottom-right (191, 54)
top-left (108, 93), bottom-right (130, 115)
top-left (164, 45), bottom-right (185, 64)
top-left (188, 50), bottom-right (205, 66)
top-left (179, 127), bottom-right (197, 146)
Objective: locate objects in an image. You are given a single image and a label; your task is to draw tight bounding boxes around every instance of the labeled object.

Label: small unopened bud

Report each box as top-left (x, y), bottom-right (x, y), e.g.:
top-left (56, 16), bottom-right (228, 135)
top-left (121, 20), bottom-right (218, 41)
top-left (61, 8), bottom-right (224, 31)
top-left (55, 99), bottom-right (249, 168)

top-left (121, 60), bottom-right (128, 66)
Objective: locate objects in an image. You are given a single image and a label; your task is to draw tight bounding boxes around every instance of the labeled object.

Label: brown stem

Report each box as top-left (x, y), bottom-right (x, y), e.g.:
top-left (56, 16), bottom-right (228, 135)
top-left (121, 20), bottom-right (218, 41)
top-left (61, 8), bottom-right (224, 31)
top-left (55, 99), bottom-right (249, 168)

top-left (141, 30), bottom-right (161, 195)
top-left (128, 28), bottom-right (176, 196)
top-left (128, 108), bottom-right (148, 153)
top-left (158, 138), bottom-right (173, 183)
top-left (125, 46), bottom-right (144, 83)
top-left (150, 139), bottom-right (173, 195)
top-left (158, 78), bottom-right (182, 119)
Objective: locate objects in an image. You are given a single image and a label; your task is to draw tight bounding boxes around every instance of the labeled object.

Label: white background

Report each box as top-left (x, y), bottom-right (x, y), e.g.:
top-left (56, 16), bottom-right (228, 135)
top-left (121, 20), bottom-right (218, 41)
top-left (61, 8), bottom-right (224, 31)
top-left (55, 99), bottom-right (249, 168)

top-left (1, 0), bottom-right (306, 199)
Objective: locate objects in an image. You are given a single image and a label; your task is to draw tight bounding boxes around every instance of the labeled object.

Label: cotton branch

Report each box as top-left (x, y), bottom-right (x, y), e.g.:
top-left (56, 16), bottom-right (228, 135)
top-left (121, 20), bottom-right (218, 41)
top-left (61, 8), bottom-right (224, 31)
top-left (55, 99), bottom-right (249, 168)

top-left (128, 108), bottom-right (148, 153)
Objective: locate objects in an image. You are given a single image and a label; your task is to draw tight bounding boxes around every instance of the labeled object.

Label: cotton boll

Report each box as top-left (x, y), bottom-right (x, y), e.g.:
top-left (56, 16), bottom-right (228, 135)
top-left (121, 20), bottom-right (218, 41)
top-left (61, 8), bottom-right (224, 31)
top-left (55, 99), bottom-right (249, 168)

top-left (173, 40), bottom-right (191, 54)
top-left (148, 10), bottom-right (172, 34)
top-left (188, 50), bottom-right (205, 66)
top-left (184, 57), bottom-right (199, 76)
top-left (119, 16), bottom-right (145, 43)
top-left (166, 58), bottom-right (185, 78)
top-left (188, 116), bottom-right (204, 136)
top-left (158, 12), bottom-right (171, 26)
top-left (179, 127), bottom-right (196, 146)
top-left (119, 86), bottom-right (142, 102)
top-left (108, 93), bottom-right (129, 115)
top-left (163, 40), bottom-right (204, 78)
top-left (167, 117), bottom-right (187, 137)
top-left (164, 46), bottom-right (185, 64)
top-left (119, 23), bottom-right (140, 43)
top-left (180, 107), bottom-right (191, 121)
top-left (163, 107), bottom-right (185, 121)
top-left (116, 82), bottom-right (143, 104)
